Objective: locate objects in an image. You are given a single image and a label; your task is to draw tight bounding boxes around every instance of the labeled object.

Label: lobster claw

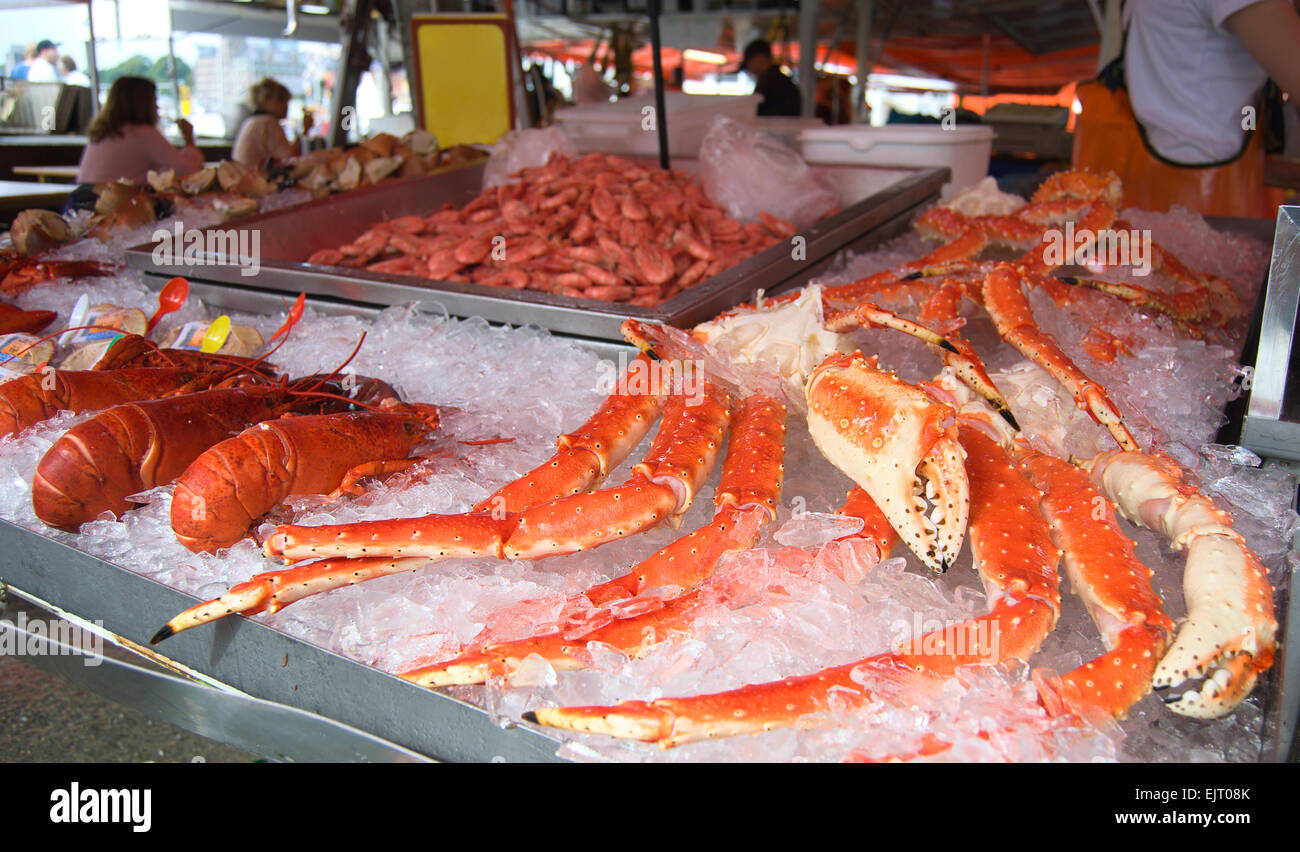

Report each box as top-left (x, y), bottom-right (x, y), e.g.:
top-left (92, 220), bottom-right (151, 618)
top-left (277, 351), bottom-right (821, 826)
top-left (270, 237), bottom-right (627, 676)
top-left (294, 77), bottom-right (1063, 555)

top-left (806, 352), bottom-right (969, 573)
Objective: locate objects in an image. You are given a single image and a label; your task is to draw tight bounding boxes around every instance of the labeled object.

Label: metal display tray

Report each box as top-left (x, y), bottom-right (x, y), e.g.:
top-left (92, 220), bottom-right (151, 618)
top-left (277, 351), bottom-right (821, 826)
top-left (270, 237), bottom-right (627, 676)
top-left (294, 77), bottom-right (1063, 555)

top-left (15, 195), bottom-right (1292, 763)
top-left (123, 162), bottom-right (949, 342)
top-left (2, 508), bottom-right (1293, 763)
top-left (0, 518), bottom-right (567, 763)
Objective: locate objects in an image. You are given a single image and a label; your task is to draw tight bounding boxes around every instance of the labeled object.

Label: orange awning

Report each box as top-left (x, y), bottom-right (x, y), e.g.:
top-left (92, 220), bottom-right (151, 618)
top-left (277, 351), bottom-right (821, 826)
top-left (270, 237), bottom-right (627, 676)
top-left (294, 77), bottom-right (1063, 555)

top-left (525, 34), bottom-right (1099, 95)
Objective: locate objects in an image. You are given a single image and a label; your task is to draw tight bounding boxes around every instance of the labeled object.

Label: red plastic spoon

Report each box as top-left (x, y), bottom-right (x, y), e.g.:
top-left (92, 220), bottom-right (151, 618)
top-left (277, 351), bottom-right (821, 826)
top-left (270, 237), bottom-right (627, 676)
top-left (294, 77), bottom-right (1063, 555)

top-left (146, 277), bottom-right (190, 335)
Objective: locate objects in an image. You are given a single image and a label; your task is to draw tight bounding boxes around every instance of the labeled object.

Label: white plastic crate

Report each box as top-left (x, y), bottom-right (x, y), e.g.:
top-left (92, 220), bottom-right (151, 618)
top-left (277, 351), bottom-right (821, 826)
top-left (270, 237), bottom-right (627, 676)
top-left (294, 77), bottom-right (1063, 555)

top-left (554, 93), bottom-right (762, 159)
top-left (798, 125), bottom-right (995, 200)
top-left (739, 115), bottom-right (827, 150)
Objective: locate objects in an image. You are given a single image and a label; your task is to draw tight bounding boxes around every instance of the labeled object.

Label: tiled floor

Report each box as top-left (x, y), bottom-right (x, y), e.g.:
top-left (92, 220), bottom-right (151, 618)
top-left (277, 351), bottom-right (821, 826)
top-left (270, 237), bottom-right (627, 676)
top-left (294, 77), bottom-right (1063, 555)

top-left (0, 652), bottom-right (256, 763)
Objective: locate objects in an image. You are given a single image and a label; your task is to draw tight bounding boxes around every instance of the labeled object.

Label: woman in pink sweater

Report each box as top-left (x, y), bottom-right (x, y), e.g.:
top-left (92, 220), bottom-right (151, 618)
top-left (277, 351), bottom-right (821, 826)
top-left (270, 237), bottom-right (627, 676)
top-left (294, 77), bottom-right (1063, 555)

top-left (76, 76), bottom-right (204, 184)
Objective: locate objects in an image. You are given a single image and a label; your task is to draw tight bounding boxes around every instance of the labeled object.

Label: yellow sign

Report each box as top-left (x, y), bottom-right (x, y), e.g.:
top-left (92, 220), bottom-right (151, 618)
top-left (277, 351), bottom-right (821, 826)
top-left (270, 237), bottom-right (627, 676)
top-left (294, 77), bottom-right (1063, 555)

top-left (412, 14), bottom-right (515, 147)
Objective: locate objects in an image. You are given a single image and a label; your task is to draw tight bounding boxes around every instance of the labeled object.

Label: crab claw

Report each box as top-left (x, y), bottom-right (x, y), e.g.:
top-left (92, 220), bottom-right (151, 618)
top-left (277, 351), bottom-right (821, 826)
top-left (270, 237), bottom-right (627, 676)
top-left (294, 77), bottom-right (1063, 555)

top-left (1151, 534), bottom-right (1276, 719)
top-left (1086, 450), bottom-right (1277, 719)
top-left (806, 352), bottom-right (969, 573)
top-left (1154, 646), bottom-right (1267, 720)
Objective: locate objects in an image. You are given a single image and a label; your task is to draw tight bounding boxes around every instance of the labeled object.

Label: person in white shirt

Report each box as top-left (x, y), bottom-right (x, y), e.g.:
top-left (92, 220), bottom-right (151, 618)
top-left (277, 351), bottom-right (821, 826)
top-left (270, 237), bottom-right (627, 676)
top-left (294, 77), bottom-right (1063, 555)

top-left (1074, 0), bottom-right (1300, 216)
top-left (1125, 0), bottom-right (1300, 164)
top-left (59, 56), bottom-right (90, 87)
top-left (232, 78), bottom-right (312, 166)
top-left (25, 40), bottom-right (60, 83)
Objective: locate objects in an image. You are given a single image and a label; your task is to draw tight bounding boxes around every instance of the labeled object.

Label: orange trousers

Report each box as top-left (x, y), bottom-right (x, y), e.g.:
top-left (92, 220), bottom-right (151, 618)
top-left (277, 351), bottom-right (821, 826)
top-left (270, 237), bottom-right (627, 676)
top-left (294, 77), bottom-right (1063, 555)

top-left (1072, 80), bottom-right (1288, 219)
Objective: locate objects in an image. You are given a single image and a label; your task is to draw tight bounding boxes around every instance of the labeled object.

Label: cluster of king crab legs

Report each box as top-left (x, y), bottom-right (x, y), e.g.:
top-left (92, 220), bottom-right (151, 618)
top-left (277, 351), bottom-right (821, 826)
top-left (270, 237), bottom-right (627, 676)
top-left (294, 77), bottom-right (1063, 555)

top-left (152, 170), bottom-right (1277, 756)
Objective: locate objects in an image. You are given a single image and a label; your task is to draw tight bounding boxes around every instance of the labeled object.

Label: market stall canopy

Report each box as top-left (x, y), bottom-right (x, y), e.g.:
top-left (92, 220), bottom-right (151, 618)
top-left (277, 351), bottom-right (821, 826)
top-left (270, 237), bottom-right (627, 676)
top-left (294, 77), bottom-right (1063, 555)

top-left (877, 36), bottom-right (1098, 94)
top-left (520, 0), bottom-right (1102, 94)
top-left (167, 0), bottom-right (341, 42)
top-left (0, 0), bottom-right (86, 8)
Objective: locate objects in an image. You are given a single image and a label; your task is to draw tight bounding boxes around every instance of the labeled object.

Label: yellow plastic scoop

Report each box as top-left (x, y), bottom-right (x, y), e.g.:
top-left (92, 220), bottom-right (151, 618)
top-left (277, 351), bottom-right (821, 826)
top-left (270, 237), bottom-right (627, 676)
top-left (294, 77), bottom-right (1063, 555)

top-left (200, 315), bottom-right (231, 354)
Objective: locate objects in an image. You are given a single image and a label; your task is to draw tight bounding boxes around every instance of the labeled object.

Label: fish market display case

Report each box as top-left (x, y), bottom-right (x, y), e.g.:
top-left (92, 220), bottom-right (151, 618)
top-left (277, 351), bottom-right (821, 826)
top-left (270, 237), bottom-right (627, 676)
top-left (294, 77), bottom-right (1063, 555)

top-left (13, 159), bottom-right (951, 762)
top-left (6, 175), bottom-right (1296, 765)
top-left (123, 161), bottom-right (949, 343)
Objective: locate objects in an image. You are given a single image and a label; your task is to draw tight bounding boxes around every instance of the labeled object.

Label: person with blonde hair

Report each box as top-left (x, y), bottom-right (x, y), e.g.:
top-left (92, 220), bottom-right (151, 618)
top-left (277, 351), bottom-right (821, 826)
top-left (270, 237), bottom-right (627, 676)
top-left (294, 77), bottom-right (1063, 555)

top-left (232, 77), bottom-right (313, 166)
top-left (10, 43), bottom-right (36, 80)
top-left (75, 76), bottom-right (202, 184)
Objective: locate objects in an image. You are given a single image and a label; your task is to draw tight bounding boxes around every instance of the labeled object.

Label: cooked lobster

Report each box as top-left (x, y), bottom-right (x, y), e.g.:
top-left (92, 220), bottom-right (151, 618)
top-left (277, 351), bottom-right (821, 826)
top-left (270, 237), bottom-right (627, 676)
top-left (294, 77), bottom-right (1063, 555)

top-left (0, 305), bottom-right (56, 336)
top-left (0, 367), bottom-right (269, 439)
top-left (31, 375), bottom-right (398, 532)
top-left (170, 399), bottom-right (441, 553)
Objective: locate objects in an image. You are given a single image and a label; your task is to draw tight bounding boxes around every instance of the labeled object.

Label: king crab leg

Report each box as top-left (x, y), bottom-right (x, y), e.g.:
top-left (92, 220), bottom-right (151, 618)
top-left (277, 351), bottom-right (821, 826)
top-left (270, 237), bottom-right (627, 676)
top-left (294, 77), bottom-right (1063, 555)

top-left (824, 301), bottom-right (1020, 431)
top-left (980, 263), bottom-right (1140, 452)
top-left (1084, 451), bottom-right (1277, 718)
top-left (1018, 450), bottom-right (1174, 718)
top-left (261, 373), bottom-right (731, 564)
top-left (527, 426), bottom-right (1062, 748)
top-left (402, 395), bottom-right (791, 686)
top-left (943, 374), bottom-right (1267, 723)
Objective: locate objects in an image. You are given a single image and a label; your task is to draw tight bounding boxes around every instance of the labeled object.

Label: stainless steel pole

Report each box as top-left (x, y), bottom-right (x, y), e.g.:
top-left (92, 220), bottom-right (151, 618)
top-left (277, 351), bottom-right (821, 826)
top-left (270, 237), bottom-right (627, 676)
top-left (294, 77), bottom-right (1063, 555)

top-left (797, 0), bottom-right (820, 119)
top-left (853, 0), bottom-right (872, 124)
top-left (647, 0), bottom-right (670, 169)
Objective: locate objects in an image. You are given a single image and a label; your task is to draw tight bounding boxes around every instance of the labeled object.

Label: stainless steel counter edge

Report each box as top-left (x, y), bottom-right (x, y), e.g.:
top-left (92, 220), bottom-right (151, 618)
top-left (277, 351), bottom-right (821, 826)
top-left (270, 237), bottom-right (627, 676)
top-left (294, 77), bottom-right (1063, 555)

top-left (1, 591), bottom-right (434, 763)
top-left (0, 519), bottom-right (568, 763)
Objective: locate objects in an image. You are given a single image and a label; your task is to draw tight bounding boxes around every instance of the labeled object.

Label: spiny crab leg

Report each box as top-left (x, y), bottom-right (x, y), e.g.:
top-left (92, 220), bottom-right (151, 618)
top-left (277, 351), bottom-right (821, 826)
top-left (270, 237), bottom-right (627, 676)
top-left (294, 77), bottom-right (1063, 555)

top-left (528, 426), bottom-right (1062, 748)
top-left (1018, 450), bottom-right (1174, 719)
top-left (405, 489), bottom-right (896, 690)
top-left (476, 353), bottom-right (670, 514)
top-left (1054, 218), bottom-right (1242, 326)
top-left (819, 227), bottom-right (991, 306)
top-left (806, 351), bottom-right (969, 573)
top-left (261, 376), bottom-right (732, 565)
top-left (937, 372), bottom-right (1174, 722)
top-left (402, 508), bottom-right (764, 688)
top-left (981, 263), bottom-right (1140, 452)
top-left (402, 394), bottom-right (789, 687)
top-left (1084, 451), bottom-right (1277, 718)
top-left (824, 301), bottom-right (1020, 432)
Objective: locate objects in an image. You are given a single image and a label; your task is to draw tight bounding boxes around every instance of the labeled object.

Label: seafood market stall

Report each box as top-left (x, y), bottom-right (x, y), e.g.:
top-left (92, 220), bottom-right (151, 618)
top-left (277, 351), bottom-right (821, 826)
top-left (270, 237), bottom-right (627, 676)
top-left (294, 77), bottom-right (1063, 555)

top-left (1, 161), bottom-right (1297, 763)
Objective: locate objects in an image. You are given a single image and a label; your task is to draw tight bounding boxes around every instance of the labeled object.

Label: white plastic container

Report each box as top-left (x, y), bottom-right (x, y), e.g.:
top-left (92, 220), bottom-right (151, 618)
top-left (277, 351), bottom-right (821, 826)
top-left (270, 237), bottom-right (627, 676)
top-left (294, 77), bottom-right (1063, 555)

top-left (740, 116), bottom-right (827, 150)
top-left (554, 93), bottom-right (761, 159)
top-left (798, 125), bottom-right (995, 200)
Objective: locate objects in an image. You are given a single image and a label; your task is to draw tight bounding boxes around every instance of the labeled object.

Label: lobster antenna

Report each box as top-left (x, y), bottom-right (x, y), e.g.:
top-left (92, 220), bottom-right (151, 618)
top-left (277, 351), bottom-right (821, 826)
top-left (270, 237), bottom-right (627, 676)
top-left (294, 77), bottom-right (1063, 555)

top-left (298, 331), bottom-right (368, 396)
top-left (214, 293), bottom-right (310, 383)
top-left (10, 324), bottom-right (126, 358)
top-left (281, 387), bottom-right (388, 414)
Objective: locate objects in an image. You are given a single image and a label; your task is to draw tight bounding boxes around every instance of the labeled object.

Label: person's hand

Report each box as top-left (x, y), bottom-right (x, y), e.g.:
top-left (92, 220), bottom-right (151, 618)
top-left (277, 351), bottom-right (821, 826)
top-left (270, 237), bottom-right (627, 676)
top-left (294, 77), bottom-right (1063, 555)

top-left (301, 108), bottom-right (315, 135)
top-left (176, 117), bottom-right (196, 146)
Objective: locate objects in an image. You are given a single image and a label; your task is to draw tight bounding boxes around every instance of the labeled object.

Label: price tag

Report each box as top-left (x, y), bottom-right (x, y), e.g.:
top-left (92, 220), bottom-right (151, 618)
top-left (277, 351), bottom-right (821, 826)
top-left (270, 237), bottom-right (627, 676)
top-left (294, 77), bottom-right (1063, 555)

top-left (65, 305), bottom-right (139, 345)
top-left (169, 321), bottom-right (210, 351)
